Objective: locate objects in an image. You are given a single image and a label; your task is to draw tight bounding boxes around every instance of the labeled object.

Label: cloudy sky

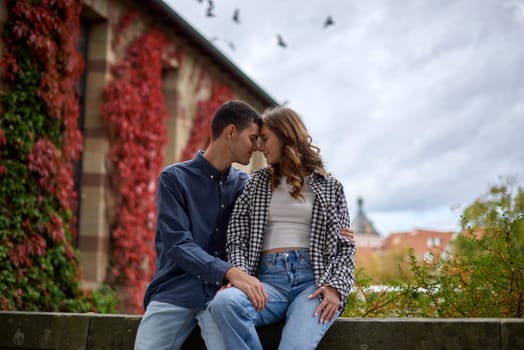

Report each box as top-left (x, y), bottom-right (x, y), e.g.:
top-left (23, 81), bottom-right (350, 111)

top-left (164, 0), bottom-right (524, 236)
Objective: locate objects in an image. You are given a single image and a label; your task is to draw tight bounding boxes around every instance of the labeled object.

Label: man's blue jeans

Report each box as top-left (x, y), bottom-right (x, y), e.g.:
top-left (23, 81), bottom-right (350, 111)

top-left (134, 300), bottom-right (226, 350)
top-left (209, 249), bottom-right (339, 350)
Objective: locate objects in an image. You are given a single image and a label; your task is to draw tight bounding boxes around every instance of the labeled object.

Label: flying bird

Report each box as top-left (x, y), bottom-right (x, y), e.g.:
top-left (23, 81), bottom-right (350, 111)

top-left (232, 8), bottom-right (240, 23)
top-left (323, 15), bottom-right (334, 28)
top-left (206, 0), bottom-right (215, 17)
top-left (225, 40), bottom-right (236, 51)
top-left (277, 34), bottom-right (287, 48)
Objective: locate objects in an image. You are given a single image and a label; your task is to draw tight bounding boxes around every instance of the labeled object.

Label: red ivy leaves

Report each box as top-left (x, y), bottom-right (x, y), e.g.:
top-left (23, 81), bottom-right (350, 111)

top-left (102, 24), bottom-right (174, 313)
top-left (103, 11), bottom-right (236, 313)
top-left (3, 0), bottom-right (83, 209)
top-left (27, 138), bottom-right (60, 194)
top-left (5, 0), bottom-right (84, 124)
top-left (26, 137), bottom-right (76, 211)
top-left (46, 213), bottom-right (66, 244)
top-left (111, 12), bottom-right (139, 50)
top-left (9, 234), bottom-right (47, 268)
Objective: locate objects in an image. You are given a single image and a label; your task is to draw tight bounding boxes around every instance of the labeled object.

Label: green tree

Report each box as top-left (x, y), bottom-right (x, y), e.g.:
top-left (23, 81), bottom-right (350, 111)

top-left (449, 179), bottom-right (524, 316)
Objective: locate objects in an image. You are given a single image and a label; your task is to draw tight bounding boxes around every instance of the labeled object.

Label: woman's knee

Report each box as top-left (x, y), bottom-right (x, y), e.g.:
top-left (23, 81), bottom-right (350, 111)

top-left (210, 287), bottom-right (250, 314)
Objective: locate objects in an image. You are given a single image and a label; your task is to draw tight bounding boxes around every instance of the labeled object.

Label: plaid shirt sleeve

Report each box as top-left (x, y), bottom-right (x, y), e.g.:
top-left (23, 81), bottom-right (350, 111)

top-left (310, 176), bottom-right (356, 305)
top-left (226, 179), bottom-right (252, 274)
top-left (226, 169), bottom-right (270, 276)
top-left (323, 178), bottom-right (356, 302)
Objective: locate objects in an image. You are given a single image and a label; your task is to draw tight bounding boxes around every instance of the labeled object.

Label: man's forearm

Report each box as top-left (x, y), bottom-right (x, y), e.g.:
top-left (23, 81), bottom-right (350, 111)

top-left (223, 266), bottom-right (268, 311)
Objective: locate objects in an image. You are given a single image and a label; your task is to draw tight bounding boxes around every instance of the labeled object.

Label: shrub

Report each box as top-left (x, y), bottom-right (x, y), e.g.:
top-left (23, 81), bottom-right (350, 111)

top-left (344, 178), bottom-right (524, 318)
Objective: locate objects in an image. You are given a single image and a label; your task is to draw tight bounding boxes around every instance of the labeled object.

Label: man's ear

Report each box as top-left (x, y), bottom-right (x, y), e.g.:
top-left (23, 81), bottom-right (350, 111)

top-left (224, 124), bottom-right (236, 140)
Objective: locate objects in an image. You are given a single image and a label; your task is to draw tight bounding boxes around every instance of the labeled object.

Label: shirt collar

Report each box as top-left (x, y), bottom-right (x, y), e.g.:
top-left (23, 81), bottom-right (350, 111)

top-left (194, 151), bottom-right (231, 181)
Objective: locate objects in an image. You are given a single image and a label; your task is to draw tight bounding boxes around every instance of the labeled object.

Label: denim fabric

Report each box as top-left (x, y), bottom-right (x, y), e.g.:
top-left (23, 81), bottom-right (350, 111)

top-left (134, 301), bottom-right (226, 350)
top-left (210, 249), bottom-right (339, 350)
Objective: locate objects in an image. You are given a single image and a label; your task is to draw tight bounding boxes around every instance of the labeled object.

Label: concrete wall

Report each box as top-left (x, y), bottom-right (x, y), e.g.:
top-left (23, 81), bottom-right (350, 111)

top-left (1, 312), bottom-right (523, 350)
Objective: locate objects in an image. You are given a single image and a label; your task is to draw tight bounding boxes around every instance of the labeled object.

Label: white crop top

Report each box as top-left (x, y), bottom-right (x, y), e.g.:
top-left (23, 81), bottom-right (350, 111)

top-left (262, 176), bottom-right (314, 251)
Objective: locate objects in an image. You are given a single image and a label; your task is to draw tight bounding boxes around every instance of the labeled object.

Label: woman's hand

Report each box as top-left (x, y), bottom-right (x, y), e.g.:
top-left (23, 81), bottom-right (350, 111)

top-left (308, 286), bottom-right (341, 324)
top-left (341, 227), bottom-right (354, 241)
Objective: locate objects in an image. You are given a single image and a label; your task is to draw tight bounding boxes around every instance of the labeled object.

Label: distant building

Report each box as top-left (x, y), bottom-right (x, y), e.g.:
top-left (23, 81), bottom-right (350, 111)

top-left (351, 198), bottom-right (382, 268)
top-left (350, 199), bottom-right (457, 277)
top-left (382, 229), bottom-right (455, 262)
top-left (352, 198), bottom-right (382, 249)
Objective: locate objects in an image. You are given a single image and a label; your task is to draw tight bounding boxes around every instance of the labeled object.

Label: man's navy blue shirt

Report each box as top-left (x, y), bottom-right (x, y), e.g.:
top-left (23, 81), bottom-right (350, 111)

top-left (144, 151), bottom-right (249, 310)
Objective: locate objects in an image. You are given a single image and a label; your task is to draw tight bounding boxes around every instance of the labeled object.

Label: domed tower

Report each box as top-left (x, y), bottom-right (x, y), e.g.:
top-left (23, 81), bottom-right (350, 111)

top-left (352, 197), bottom-right (382, 248)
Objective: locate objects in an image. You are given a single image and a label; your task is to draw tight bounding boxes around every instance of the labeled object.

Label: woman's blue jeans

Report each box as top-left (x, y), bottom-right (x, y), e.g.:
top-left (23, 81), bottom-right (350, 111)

top-left (209, 249), bottom-right (339, 350)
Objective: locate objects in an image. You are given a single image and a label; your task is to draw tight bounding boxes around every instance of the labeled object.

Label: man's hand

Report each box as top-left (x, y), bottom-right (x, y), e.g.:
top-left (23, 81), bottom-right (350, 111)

top-left (224, 267), bottom-right (268, 311)
top-left (341, 227), bottom-right (354, 241)
top-left (309, 286), bottom-right (341, 324)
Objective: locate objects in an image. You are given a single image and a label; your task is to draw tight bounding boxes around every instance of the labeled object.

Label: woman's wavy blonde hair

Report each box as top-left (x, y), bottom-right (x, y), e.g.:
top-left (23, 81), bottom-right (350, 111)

top-left (262, 106), bottom-right (328, 200)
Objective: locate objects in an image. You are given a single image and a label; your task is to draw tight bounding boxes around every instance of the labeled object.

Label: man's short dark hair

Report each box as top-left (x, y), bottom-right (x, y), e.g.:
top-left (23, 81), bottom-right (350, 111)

top-left (211, 100), bottom-right (262, 139)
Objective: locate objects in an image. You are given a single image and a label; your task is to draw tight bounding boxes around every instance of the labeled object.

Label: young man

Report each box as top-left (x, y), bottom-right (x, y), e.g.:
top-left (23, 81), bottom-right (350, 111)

top-left (134, 100), bottom-right (268, 350)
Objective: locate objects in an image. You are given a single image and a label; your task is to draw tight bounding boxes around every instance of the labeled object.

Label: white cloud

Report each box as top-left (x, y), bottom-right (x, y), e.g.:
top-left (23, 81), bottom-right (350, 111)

top-left (165, 0), bottom-right (524, 235)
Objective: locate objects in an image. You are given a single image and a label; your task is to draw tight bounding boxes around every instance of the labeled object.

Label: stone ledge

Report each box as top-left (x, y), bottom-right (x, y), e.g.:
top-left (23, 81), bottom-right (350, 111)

top-left (0, 311), bottom-right (523, 349)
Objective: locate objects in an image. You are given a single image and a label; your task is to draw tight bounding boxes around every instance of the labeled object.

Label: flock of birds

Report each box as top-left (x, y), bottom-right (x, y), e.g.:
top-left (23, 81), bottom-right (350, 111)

top-left (194, 0), bottom-right (335, 51)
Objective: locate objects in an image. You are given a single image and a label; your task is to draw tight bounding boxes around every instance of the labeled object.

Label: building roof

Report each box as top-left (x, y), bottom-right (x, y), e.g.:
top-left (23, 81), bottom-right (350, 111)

top-left (352, 198), bottom-right (380, 236)
top-left (134, 0), bottom-right (278, 107)
top-left (382, 229), bottom-right (455, 261)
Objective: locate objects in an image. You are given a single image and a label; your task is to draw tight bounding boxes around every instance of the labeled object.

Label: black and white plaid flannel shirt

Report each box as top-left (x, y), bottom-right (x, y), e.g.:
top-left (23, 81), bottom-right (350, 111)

top-left (226, 167), bottom-right (356, 308)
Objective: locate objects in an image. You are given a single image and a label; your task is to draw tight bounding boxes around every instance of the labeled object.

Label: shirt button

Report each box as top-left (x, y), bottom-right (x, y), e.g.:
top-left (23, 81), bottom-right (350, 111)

top-left (214, 251), bottom-right (219, 255)
top-left (197, 275), bottom-right (201, 279)
top-left (210, 175), bottom-right (214, 179)
top-left (215, 228), bottom-right (219, 232)
top-left (216, 281), bottom-right (220, 286)
top-left (221, 204), bottom-right (225, 208)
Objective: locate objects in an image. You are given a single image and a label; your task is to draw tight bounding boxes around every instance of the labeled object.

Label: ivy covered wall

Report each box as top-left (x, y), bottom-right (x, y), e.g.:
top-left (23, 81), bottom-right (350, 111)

top-left (0, 0), bottom-right (95, 311)
top-left (1, 0), bottom-right (271, 314)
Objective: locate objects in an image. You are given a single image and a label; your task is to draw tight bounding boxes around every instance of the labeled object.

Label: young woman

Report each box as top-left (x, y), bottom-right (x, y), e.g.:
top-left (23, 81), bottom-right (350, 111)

top-left (209, 106), bottom-right (356, 349)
